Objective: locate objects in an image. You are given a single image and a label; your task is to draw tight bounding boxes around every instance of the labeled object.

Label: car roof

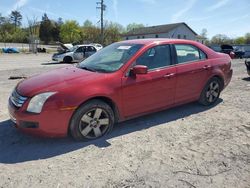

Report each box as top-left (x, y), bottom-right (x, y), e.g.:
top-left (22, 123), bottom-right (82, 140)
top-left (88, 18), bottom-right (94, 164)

top-left (118, 38), bottom-right (198, 45)
top-left (77, 44), bottom-right (95, 47)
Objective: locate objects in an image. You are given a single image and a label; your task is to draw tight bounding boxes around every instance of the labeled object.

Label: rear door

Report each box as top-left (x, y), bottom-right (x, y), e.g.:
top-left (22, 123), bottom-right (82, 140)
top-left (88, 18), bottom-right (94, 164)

top-left (121, 44), bottom-right (177, 118)
top-left (85, 46), bottom-right (97, 57)
top-left (173, 44), bottom-right (211, 103)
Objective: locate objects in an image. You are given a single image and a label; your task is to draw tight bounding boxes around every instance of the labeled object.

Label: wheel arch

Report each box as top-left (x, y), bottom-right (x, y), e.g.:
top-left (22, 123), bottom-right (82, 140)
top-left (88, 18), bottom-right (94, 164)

top-left (69, 96), bottom-right (120, 129)
top-left (208, 74), bottom-right (225, 90)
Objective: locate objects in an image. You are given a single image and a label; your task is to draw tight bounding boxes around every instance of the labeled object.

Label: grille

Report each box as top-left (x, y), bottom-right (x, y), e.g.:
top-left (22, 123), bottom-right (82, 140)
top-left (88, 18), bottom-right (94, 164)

top-left (10, 89), bottom-right (27, 108)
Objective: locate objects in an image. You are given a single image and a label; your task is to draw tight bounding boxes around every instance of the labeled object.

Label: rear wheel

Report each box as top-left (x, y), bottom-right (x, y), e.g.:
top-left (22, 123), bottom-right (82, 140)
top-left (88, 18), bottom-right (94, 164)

top-left (70, 100), bottom-right (114, 141)
top-left (63, 56), bottom-right (73, 63)
top-left (199, 77), bottom-right (222, 106)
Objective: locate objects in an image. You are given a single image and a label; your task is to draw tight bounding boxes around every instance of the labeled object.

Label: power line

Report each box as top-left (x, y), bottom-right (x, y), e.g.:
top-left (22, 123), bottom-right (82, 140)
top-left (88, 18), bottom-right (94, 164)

top-left (96, 0), bottom-right (106, 45)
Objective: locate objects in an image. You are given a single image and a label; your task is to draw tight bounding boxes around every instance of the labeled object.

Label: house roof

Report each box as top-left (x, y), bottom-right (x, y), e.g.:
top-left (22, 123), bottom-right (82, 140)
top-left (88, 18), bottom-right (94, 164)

top-left (123, 22), bottom-right (198, 37)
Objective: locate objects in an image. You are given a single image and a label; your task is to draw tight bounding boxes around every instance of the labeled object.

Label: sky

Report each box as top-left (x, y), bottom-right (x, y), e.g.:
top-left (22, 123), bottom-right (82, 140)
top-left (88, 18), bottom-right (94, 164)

top-left (1, 0), bottom-right (250, 39)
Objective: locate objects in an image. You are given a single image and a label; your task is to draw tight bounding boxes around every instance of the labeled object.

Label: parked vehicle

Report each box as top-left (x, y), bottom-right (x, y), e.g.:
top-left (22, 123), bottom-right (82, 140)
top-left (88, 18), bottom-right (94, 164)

top-left (209, 44), bottom-right (235, 59)
top-left (208, 45), bottom-right (221, 52)
top-left (52, 43), bottom-right (102, 63)
top-left (209, 44), bottom-right (248, 59)
top-left (8, 39), bottom-right (233, 141)
top-left (243, 45), bottom-right (250, 58)
top-left (89, 43), bottom-right (103, 51)
top-left (2, 47), bottom-right (19, 53)
top-left (245, 59), bottom-right (250, 76)
top-left (232, 45), bottom-right (245, 59)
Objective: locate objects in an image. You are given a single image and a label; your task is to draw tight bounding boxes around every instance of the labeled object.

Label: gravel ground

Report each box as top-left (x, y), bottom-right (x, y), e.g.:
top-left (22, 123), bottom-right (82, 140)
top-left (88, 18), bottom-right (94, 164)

top-left (0, 53), bottom-right (249, 188)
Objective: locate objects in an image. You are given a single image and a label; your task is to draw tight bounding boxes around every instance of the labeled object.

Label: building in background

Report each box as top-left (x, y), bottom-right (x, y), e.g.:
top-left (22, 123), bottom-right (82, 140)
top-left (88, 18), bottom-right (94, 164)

top-left (122, 22), bottom-right (206, 44)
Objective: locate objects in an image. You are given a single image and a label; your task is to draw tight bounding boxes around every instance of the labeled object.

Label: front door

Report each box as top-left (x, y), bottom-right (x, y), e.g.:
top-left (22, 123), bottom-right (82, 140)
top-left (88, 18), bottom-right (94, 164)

top-left (122, 44), bottom-right (177, 118)
top-left (73, 47), bottom-right (85, 61)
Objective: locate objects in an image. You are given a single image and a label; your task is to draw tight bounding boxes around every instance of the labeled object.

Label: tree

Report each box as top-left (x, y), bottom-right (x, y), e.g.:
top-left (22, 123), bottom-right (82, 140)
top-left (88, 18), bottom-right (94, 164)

top-left (0, 13), bottom-right (6, 25)
top-left (104, 21), bottom-right (124, 45)
top-left (51, 22), bottom-right (61, 42)
top-left (9, 10), bottom-right (22, 31)
top-left (126, 23), bottom-right (144, 32)
top-left (200, 28), bottom-right (208, 38)
top-left (245, 33), bottom-right (250, 44)
top-left (210, 34), bottom-right (232, 45)
top-left (27, 16), bottom-right (39, 38)
top-left (60, 20), bottom-right (81, 43)
top-left (83, 20), bottom-right (93, 27)
top-left (57, 17), bottom-right (63, 26)
top-left (39, 13), bottom-right (54, 44)
top-left (234, 37), bottom-right (246, 44)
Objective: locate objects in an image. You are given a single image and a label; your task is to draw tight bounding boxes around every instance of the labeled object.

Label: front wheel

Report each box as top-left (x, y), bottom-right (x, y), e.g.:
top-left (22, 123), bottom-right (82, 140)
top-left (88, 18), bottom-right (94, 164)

top-left (69, 100), bottom-right (114, 141)
top-left (199, 77), bottom-right (222, 106)
top-left (63, 56), bottom-right (73, 63)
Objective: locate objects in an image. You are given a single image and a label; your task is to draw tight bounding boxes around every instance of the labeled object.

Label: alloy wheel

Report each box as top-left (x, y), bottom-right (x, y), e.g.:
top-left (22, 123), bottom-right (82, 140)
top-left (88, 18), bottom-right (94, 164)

top-left (79, 108), bottom-right (110, 139)
top-left (206, 81), bottom-right (220, 103)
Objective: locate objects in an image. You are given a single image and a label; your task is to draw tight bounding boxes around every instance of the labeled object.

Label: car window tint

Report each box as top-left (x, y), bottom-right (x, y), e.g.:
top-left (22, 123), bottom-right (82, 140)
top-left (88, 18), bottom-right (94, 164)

top-left (175, 44), bottom-right (202, 64)
top-left (136, 45), bottom-right (171, 70)
top-left (75, 47), bottom-right (83, 53)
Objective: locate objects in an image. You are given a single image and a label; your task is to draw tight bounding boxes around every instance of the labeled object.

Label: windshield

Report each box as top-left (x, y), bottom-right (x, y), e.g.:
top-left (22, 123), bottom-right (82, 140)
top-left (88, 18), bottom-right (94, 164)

top-left (78, 43), bottom-right (143, 73)
top-left (69, 46), bottom-right (78, 52)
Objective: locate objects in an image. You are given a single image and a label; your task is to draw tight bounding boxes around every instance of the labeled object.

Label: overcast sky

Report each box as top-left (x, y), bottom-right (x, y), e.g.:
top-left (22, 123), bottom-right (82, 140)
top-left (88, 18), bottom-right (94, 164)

top-left (1, 0), bottom-right (250, 38)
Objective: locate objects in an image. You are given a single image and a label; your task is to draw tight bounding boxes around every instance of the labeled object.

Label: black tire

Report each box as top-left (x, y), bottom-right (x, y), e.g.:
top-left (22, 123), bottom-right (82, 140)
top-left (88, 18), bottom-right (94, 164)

top-left (199, 77), bottom-right (222, 106)
top-left (63, 56), bottom-right (73, 63)
top-left (69, 100), bottom-right (115, 141)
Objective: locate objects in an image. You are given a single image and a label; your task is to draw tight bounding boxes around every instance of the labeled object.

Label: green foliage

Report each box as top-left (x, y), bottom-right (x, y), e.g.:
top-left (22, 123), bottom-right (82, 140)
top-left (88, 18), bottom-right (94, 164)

top-left (60, 20), bottom-right (82, 43)
top-left (1, 11), bottom-right (250, 46)
top-left (83, 20), bottom-right (93, 27)
top-left (9, 10), bottom-right (22, 30)
top-left (39, 14), bottom-right (54, 44)
top-left (104, 21), bottom-right (124, 45)
top-left (126, 23), bottom-right (144, 32)
top-left (234, 37), bottom-right (246, 44)
top-left (210, 34), bottom-right (232, 45)
top-left (245, 33), bottom-right (250, 44)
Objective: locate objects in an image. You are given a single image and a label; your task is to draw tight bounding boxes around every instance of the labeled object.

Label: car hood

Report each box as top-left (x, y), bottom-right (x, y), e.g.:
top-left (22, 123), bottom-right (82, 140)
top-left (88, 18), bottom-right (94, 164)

top-left (16, 66), bottom-right (102, 97)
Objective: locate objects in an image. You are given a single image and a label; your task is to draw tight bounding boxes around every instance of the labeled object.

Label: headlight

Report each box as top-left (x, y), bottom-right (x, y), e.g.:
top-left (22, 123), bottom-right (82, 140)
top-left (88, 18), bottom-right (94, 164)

top-left (27, 92), bottom-right (56, 113)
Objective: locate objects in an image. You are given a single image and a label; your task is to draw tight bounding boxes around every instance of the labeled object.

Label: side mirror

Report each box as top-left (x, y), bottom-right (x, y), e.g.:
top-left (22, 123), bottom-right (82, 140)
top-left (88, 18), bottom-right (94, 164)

top-left (131, 65), bottom-right (148, 75)
top-left (229, 51), bottom-right (235, 59)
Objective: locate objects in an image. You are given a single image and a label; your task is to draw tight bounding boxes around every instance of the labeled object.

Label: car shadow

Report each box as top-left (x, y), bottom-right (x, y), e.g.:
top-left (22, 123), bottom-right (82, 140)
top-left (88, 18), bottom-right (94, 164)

top-left (242, 77), bottom-right (250, 81)
top-left (0, 99), bottom-right (222, 164)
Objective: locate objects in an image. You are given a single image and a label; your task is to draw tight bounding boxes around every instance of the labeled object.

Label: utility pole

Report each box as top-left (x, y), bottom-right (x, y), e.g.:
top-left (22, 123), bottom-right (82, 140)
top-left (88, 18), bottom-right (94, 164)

top-left (96, 0), bottom-right (106, 45)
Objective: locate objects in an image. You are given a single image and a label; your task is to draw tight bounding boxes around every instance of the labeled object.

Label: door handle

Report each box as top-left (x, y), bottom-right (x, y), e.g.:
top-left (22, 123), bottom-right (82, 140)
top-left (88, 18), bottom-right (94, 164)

top-left (203, 65), bottom-right (211, 70)
top-left (164, 73), bottom-right (175, 79)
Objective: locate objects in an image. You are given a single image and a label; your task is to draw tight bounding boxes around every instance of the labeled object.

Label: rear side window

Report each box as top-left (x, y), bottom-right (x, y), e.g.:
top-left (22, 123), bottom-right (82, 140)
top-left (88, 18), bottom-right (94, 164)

top-left (175, 44), bottom-right (207, 64)
top-left (136, 45), bottom-right (171, 70)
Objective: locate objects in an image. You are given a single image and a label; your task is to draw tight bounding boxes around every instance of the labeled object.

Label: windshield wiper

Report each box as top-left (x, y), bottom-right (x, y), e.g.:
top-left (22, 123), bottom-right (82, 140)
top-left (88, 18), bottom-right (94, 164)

top-left (80, 66), bottom-right (97, 72)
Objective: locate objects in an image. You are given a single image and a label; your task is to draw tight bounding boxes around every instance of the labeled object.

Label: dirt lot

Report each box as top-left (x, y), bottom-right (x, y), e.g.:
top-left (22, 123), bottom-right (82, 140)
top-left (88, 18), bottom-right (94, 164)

top-left (0, 53), bottom-right (249, 188)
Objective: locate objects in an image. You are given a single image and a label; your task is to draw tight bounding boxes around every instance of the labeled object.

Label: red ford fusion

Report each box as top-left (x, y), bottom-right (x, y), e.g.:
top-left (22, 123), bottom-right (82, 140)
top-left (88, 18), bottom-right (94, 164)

top-left (8, 39), bottom-right (233, 141)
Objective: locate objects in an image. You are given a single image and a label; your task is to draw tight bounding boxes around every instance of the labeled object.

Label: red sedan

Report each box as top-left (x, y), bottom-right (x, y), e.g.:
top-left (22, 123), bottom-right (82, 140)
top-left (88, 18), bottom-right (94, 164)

top-left (8, 39), bottom-right (233, 141)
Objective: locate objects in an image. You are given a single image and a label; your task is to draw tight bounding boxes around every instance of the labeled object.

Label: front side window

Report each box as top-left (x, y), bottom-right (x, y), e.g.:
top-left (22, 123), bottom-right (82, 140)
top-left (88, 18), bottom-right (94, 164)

top-left (75, 47), bottom-right (84, 53)
top-left (78, 43), bottom-right (143, 73)
top-left (136, 45), bottom-right (171, 70)
top-left (175, 44), bottom-right (206, 64)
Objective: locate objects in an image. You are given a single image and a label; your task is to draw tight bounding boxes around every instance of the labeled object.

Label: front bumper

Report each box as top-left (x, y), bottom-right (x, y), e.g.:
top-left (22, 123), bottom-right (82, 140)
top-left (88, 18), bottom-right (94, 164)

top-left (52, 56), bottom-right (64, 62)
top-left (8, 98), bottom-right (73, 138)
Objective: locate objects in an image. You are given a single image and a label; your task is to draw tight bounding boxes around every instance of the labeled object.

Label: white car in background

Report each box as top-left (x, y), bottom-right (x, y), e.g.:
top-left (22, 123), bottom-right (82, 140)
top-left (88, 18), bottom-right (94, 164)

top-left (52, 43), bottom-right (102, 63)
